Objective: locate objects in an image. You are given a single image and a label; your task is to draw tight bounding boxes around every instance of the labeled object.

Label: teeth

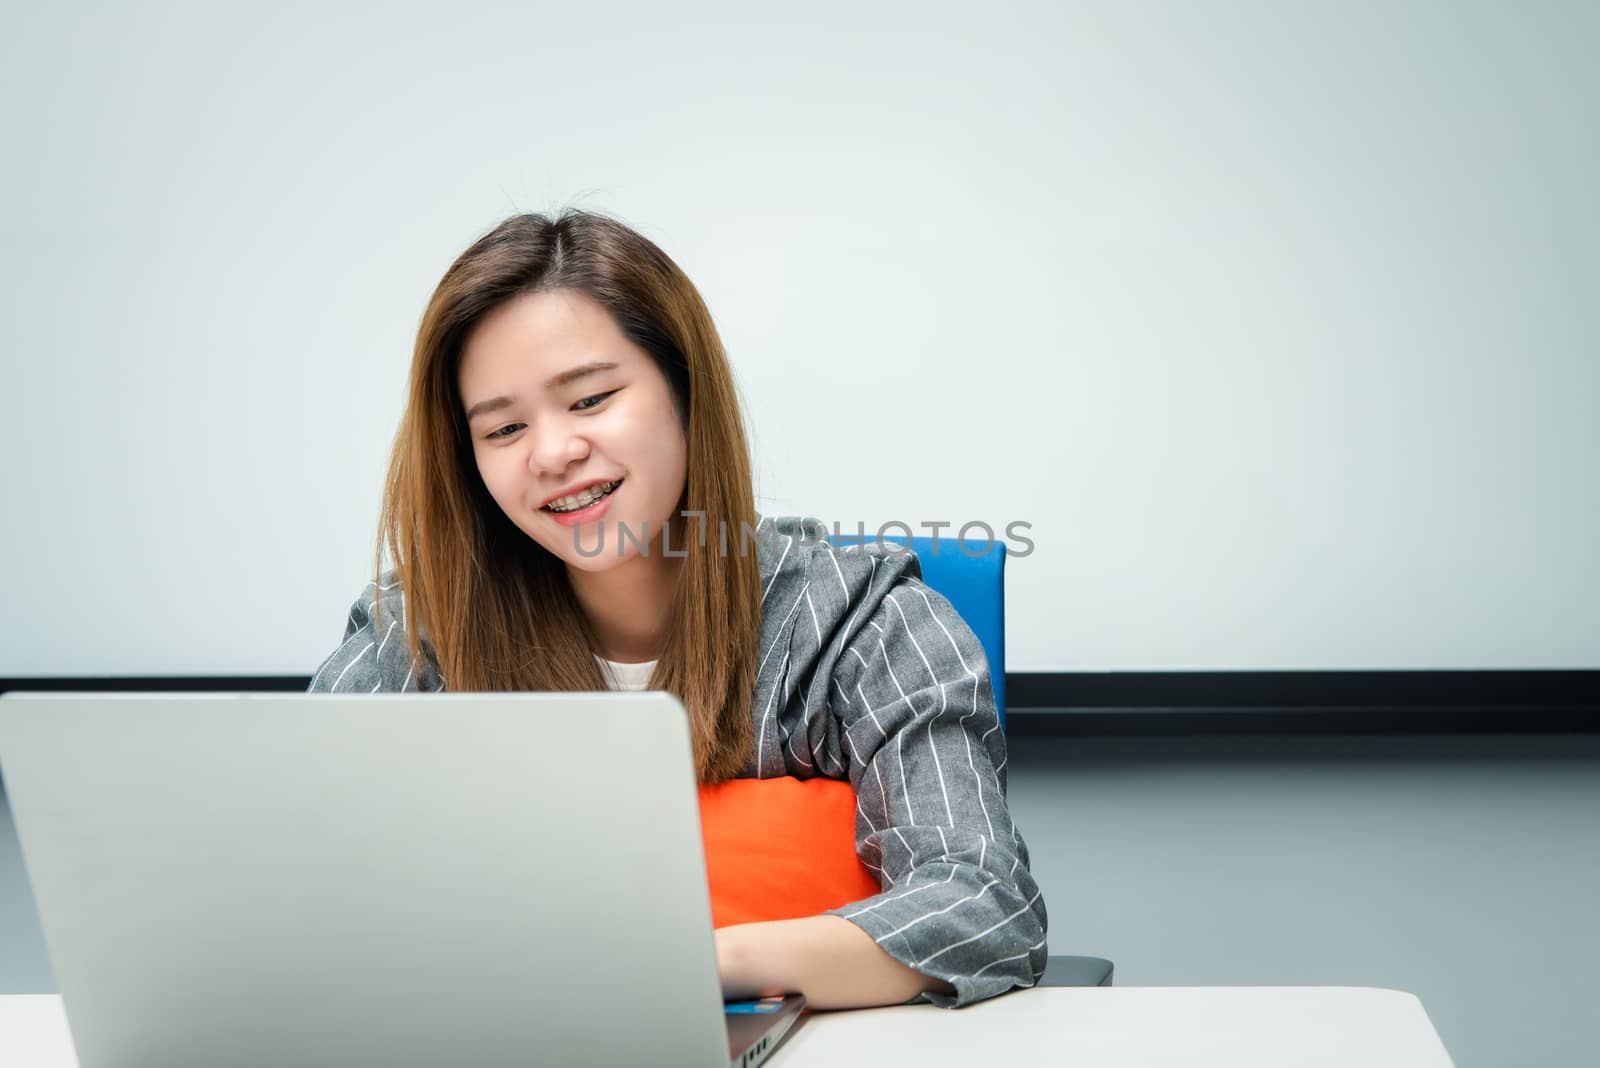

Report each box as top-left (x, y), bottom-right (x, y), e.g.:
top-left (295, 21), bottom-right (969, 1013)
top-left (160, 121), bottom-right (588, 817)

top-left (545, 480), bottom-right (619, 513)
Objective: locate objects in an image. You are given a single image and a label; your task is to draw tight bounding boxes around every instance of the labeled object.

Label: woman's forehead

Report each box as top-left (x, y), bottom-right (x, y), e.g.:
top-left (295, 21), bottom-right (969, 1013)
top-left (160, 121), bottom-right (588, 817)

top-left (460, 290), bottom-right (649, 387)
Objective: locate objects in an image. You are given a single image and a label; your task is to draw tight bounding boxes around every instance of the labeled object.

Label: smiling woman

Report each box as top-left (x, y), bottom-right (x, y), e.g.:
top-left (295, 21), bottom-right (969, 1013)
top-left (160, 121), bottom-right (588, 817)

top-left (350, 211), bottom-right (761, 782)
top-left (306, 210), bottom-right (1048, 1011)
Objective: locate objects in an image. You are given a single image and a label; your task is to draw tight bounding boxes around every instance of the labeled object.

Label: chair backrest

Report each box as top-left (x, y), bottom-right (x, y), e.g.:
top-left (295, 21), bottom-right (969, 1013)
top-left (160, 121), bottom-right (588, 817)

top-left (828, 535), bottom-right (1006, 728)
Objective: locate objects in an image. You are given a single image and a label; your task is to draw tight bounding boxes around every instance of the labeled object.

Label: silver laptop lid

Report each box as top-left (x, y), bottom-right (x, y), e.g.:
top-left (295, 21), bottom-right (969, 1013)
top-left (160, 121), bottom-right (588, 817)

top-left (0, 692), bottom-right (734, 1068)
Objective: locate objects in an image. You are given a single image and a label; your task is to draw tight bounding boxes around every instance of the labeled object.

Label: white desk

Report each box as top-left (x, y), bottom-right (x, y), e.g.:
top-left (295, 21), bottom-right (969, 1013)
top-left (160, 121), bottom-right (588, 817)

top-left (0, 987), bottom-right (1455, 1067)
top-left (773, 986), bottom-right (1456, 1067)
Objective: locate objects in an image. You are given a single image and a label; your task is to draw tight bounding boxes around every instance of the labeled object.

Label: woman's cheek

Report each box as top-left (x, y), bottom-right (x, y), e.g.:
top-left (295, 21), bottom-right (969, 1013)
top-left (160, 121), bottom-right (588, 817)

top-left (485, 463), bottom-right (519, 515)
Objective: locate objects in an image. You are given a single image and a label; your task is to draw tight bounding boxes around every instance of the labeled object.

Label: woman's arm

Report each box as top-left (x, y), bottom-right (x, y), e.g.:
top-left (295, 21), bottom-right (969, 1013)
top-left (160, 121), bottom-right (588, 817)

top-left (820, 573), bottom-right (1049, 1007)
top-left (715, 915), bottom-right (956, 1009)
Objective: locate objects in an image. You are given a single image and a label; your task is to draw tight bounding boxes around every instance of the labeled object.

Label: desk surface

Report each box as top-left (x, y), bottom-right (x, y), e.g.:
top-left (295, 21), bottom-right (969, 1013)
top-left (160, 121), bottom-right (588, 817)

top-left (773, 986), bottom-right (1455, 1067)
top-left (1, 986), bottom-right (1455, 1068)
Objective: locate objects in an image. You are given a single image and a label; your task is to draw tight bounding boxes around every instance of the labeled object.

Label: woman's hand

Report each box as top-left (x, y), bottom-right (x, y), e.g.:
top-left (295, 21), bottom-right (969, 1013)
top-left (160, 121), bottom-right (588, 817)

top-left (713, 916), bottom-right (956, 1010)
top-left (714, 923), bottom-right (790, 1002)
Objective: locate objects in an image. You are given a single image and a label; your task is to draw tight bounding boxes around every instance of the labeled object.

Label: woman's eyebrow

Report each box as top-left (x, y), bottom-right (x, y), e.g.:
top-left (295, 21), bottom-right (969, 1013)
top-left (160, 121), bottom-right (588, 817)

top-left (465, 361), bottom-right (620, 422)
top-left (544, 360), bottom-right (619, 391)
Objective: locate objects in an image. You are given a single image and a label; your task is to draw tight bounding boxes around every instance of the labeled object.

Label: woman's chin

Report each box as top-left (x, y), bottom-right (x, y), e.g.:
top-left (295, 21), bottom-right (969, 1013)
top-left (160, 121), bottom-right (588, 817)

top-left (523, 505), bottom-right (680, 571)
top-left (562, 548), bottom-right (635, 573)
top-left (540, 519), bottom-right (647, 571)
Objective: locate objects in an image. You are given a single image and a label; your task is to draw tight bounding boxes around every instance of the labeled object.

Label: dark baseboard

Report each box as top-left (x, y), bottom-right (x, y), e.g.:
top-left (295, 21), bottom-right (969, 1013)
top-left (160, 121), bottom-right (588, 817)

top-left (1, 677), bottom-right (312, 694)
top-left (1004, 670), bottom-right (1599, 735)
top-left (2, 670), bottom-right (1596, 735)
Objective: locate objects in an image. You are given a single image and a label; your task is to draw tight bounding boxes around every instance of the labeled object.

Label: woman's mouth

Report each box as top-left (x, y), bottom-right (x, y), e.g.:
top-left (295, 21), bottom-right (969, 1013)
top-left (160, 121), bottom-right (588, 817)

top-left (541, 479), bottom-right (623, 525)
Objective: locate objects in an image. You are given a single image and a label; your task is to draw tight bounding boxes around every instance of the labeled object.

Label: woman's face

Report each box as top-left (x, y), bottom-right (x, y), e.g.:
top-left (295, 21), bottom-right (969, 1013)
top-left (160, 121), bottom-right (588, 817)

top-left (458, 289), bottom-right (688, 571)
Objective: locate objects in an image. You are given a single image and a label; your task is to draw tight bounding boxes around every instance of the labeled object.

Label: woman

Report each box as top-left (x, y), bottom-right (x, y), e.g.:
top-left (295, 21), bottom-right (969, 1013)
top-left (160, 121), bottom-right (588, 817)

top-left (307, 210), bottom-right (1047, 1010)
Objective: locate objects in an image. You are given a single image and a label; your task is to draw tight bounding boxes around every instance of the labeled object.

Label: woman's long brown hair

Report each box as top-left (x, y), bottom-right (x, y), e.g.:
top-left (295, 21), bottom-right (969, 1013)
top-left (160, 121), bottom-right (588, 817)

top-left (373, 209), bottom-right (760, 783)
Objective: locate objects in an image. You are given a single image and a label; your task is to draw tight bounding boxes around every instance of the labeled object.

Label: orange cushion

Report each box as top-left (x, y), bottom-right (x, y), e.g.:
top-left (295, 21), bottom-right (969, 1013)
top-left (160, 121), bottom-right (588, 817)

top-left (697, 776), bottom-right (882, 928)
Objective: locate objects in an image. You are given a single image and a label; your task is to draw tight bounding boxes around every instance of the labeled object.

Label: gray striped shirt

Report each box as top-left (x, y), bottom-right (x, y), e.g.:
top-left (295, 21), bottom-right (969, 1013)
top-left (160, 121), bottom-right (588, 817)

top-left (307, 514), bottom-right (1047, 1007)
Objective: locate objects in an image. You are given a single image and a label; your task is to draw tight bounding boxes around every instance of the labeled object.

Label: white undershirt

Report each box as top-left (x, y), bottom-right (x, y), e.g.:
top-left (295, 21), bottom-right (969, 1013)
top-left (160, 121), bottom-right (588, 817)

top-left (594, 655), bottom-right (658, 692)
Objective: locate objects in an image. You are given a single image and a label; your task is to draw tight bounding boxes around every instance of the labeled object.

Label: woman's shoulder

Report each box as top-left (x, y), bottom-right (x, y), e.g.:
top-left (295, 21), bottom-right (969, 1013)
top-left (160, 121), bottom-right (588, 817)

top-left (307, 569), bottom-right (442, 692)
top-left (348, 569), bottom-right (413, 637)
top-left (759, 512), bottom-right (922, 573)
top-left (755, 513), bottom-right (999, 746)
top-left (757, 514), bottom-right (925, 627)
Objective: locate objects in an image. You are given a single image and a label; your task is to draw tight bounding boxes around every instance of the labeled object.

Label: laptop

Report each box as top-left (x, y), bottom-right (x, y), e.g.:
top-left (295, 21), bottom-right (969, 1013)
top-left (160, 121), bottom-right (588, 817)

top-left (0, 691), bottom-right (805, 1068)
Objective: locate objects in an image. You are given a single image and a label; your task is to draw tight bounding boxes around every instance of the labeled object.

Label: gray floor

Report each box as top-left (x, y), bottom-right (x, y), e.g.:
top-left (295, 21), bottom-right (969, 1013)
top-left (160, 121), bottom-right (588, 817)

top-left (5, 733), bottom-right (1597, 1067)
top-left (1006, 733), bottom-right (1600, 1068)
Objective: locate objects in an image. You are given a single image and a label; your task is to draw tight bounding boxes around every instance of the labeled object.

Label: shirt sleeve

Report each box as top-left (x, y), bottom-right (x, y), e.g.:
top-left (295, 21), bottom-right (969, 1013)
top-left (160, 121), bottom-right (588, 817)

top-left (306, 576), bottom-right (442, 693)
top-left (821, 573), bottom-right (1048, 1008)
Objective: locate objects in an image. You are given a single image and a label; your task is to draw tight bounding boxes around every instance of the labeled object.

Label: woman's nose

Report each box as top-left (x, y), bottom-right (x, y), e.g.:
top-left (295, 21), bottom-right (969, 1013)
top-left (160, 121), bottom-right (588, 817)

top-left (528, 420), bottom-right (590, 475)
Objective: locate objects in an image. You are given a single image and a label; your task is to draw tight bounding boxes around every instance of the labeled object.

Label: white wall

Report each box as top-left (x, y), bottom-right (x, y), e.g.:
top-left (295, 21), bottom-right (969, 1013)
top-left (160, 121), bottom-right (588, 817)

top-left (2, 1), bottom-right (1594, 677)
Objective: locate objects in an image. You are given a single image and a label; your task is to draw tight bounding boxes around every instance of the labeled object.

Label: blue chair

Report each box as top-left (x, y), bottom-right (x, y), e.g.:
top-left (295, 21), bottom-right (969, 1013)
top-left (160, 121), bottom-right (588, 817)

top-left (830, 532), bottom-right (1113, 988)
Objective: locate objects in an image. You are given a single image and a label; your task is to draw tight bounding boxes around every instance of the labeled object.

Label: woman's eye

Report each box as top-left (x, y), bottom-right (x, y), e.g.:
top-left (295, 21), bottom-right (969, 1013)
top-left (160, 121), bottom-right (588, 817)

top-left (572, 390), bottom-right (617, 412)
top-left (482, 391), bottom-right (614, 439)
